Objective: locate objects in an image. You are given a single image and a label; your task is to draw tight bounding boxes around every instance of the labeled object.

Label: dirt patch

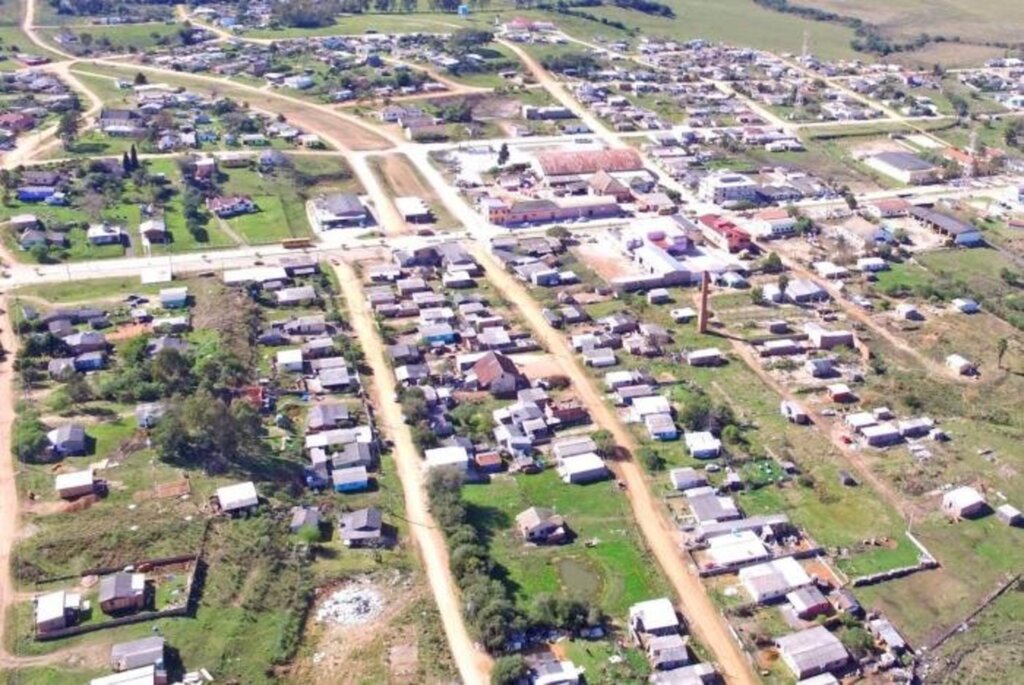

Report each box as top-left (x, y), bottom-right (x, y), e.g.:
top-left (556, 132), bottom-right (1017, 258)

top-left (574, 244), bottom-right (633, 282)
top-left (134, 476), bottom-right (191, 502)
top-left (105, 322), bottom-right (150, 342)
top-left (518, 353), bottom-right (566, 381)
top-left (377, 154), bottom-right (433, 199)
top-left (294, 573), bottom-right (420, 685)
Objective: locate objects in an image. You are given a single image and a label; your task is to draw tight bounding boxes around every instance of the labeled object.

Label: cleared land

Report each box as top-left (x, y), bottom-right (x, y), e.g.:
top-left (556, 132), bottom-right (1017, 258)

top-left (366, 154), bottom-right (458, 231)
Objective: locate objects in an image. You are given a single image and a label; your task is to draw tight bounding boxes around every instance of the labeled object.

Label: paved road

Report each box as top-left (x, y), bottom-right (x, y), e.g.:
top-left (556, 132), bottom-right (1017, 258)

top-left (332, 261), bottom-right (493, 684)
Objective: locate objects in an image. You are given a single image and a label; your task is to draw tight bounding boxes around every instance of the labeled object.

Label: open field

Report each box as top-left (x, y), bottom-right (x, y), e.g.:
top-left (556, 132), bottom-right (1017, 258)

top-left (460, 469), bottom-right (670, 619)
top-left (367, 154), bottom-right (459, 231)
top-left (39, 23), bottom-right (185, 54)
top-left (245, 1), bottom-right (860, 60)
top-left (925, 585), bottom-right (1024, 683)
top-left (791, 0), bottom-right (1024, 48)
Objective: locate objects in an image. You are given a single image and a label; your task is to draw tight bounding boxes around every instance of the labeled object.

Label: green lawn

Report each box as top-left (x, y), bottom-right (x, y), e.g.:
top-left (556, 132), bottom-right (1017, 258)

top-left (14, 276), bottom-right (163, 304)
top-left (40, 23), bottom-right (186, 54)
top-left (226, 196), bottom-right (298, 244)
top-left (461, 469), bottom-right (670, 619)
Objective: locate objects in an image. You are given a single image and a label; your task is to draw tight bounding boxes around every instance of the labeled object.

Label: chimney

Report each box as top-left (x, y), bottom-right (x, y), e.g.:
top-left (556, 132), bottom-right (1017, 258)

top-left (698, 271), bottom-right (711, 334)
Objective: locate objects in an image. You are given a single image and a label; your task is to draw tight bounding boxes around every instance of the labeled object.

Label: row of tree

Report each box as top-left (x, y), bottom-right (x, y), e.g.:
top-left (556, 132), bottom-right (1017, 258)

top-left (426, 468), bottom-right (605, 657)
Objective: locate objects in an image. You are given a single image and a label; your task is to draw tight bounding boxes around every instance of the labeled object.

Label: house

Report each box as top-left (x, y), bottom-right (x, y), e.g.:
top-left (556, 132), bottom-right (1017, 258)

top-left (516, 506), bottom-right (569, 544)
top-left (942, 486), bottom-right (988, 519)
top-left (533, 659), bottom-right (582, 685)
top-left (135, 403), bottom-right (165, 428)
top-left (48, 423), bottom-right (87, 456)
top-left (469, 351), bottom-right (528, 398)
top-left (669, 467), bottom-right (707, 491)
top-left (946, 353), bottom-right (976, 376)
top-left (951, 297), bottom-right (980, 314)
top-left (684, 431), bottom-right (721, 459)
top-left (87, 223), bottom-right (125, 245)
top-left (139, 218), bottom-right (168, 244)
top-left (787, 586), bottom-right (832, 619)
top-left (647, 633), bottom-right (690, 671)
top-left (805, 357), bottom-right (837, 378)
top-left (338, 506), bottom-right (385, 547)
top-left (557, 453), bottom-right (609, 484)
top-left (110, 636), bottom-right (165, 672)
top-left (34, 589), bottom-right (82, 633)
top-left (307, 403), bottom-right (351, 432)
top-left (311, 194), bottom-right (368, 230)
top-left (827, 383), bottom-right (856, 402)
top-left (159, 287), bottom-right (188, 309)
top-left (686, 348), bottom-right (722, 367)
top-left (74, 351), bottom-right (107, 371)
top-left (424, 446), bottom-right (470, 471)
top-left (90, 665), bottom-right (164, 685)
top-left (206, 195), bottom-right (256, 218)
top-left (687, 491), bottom-right (740, 524)
top-left (55, 469), bottom-right (95, 499)
top-left (738, 557), bottom-right (812, 603)
top-left (47, 357), bottom-right (76, 379)
top-left (629, 598), bottom-right (680, 641)
top-left (864, 151), bottom-right (937, 185)
top-left (276, 348), bottom-right (304, 372)
top-left (332, 466), bottom-right (369, 493)
top-left (276, 285), bottom-right (318, 306)
top-left (751, 207), bottom-right (797, 238)
top-left (996, 504), bottom-right (1022, 527)
top-left (775, 626), bottom-right (849, 679)
top-left (784, 278), bottom-right (828, 304)
top-left (99, 572), bottom-right (146, 614)
top-left (645, 413), bottom-right (678, 441)
top-left (64, 331), bottom-right (107, 354)
top-left (868, 617), bottom-right (906, 653)
top-left (216, 481), bottom-right (259, 515)
top-left (780, 400), bottom-right (810, 424)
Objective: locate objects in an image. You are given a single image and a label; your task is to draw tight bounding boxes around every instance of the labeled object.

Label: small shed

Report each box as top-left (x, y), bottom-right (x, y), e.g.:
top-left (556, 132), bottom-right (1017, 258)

top-left (995, 504), bottom-right (1022, 527)
top-left (216, 481), bottom-right (259, 514)
top-left (55, 469), bottom-right (95, 499)
top-left (942, 486), bottom-right (988, 519)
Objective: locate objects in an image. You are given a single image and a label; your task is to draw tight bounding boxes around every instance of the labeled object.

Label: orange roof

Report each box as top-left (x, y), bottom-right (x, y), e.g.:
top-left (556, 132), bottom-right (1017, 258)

top-left (536, 149), bottom-right (644, 176)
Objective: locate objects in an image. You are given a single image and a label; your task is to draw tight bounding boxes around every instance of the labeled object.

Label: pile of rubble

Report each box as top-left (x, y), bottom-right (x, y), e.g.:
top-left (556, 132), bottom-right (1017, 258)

top-left (315, 586), bottom-right (384, 626)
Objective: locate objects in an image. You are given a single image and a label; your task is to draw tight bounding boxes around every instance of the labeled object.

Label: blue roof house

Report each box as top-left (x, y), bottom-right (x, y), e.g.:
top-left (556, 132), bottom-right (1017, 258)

top-left (332, 466), bottom-right (369, 493)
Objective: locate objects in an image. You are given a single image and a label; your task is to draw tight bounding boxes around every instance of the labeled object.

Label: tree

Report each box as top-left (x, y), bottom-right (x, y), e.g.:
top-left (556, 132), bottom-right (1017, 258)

top-left (13, 413), bottom-right (49, 462)
top-left (496, 142), bottom-right (509, 166)
top-left (777, 274), bottom-right (790, 295)
top-left (134, 71), bottom-right (148, 86)
top-left (761, 252), bottom-right (783, 273)
top-left (130, 144), bottom-right (139, 171)
top-left (57, 110), bottom-right (81, 149)
top-left (546, 225), bottom-right (570, 241)
top-left (638, 446), bottom-right (665, 471)
top-left (997, 337), bottom-right (1008, 369)
top-left (750, 285), bottom-right (764, 305)
top-left (591, 429), bottom-right (615, 457)
top-left (679, 395), bottom-right (711, 432)
top-left (122, 151), bottom-right (131, 174)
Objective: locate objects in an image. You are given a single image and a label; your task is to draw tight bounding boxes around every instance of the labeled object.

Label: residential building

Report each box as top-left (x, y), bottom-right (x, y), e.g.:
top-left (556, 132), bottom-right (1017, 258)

top-left (516, 507), bottom-right (569, 544)
top-left (775, 626), bottom-right (850, 680)
top-left (311, 194), bottom-right (368, 230)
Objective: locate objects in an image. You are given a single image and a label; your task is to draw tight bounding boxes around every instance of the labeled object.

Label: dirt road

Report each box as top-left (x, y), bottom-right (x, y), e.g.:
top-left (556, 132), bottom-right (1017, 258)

top-left (0, 296), bottom-right (21, 661)
top-left (468, 245), bottom-right (758, 685)
top-left (331, 261), bottom-right (492, 685)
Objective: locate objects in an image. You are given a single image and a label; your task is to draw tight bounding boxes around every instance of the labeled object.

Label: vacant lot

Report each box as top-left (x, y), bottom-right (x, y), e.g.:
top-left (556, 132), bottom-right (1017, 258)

top-left (367, 154), bottom-right (458, 231)
top-left (791, 0), bottom-right (1024, 48)
top-left (925, 585), bottom-right (1024, 684)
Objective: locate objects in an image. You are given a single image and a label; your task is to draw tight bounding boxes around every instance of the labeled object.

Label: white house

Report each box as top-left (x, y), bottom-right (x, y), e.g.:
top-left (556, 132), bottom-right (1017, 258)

top-left (216, 481), bottom-right (259, 514)
top-left (276, 348), bottom-right (304, 373)
top-left (684, 431), bottom-right (721, 459)
top-left (945, 353), bottom-right (975, 376)
top-left (942, 486), bottom-right (987, 518)
top-left (424, 446), bottom-right (470, 471)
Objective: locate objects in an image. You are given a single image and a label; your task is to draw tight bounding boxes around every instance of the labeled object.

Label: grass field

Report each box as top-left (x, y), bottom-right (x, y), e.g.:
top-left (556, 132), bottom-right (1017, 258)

top-left (461, 469), bottom-right (670, 618)
top-left (40, 23), bottom-right (184, 54)
top-left (244, 1), bottom-right (861, 60)
top-left (925, 586), bottom-right (1024, 683)
top-left (790, 0), bottom-right (1024, 49)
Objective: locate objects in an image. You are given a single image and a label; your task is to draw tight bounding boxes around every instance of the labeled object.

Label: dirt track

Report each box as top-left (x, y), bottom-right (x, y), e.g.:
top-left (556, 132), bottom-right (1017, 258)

top-left (0, 296), bottom-right (22, 664)
top-left (468, 245), bottom-right (759, 685)
top-left (332, 261), bottom-right (493, 685)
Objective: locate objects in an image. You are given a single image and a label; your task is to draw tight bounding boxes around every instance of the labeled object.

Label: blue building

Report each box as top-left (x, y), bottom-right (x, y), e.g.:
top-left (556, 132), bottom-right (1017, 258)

top-left (420, 323), bottom-right (457, 345)
top-left (17, 186), bottom-right (55, 202)
top-left (73, 351), bottom-right (106, 371)
top-left (159, 287), bottom-right (189, 309)
top-left (332, 466), bottom-right (369, 493)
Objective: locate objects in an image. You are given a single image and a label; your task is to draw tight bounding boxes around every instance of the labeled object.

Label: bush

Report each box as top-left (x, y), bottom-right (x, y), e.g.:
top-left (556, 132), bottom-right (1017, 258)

top-left (491, 655), bottom-right (528, 685)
